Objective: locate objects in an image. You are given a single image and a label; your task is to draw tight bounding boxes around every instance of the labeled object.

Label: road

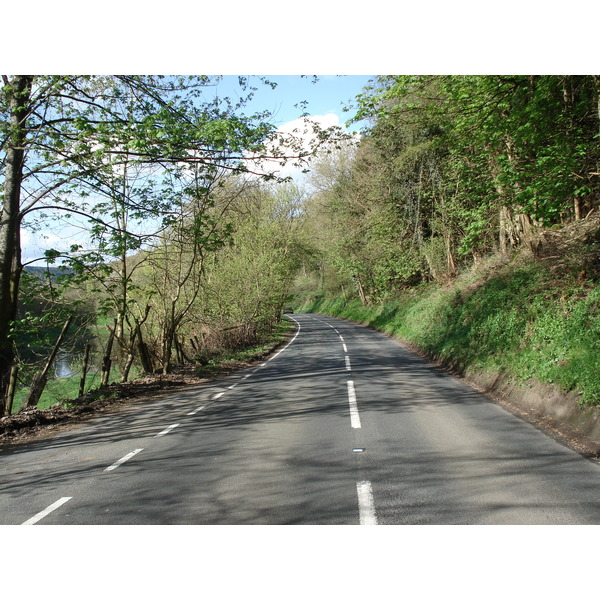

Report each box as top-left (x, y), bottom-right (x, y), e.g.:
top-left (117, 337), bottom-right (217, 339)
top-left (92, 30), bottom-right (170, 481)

top-left (1, 312), bottom-right (600, 525)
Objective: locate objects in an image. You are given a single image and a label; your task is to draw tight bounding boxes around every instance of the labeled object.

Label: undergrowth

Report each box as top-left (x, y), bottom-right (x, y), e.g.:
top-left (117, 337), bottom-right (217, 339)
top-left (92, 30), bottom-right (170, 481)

top-left (9, 319), bottom-right (295, 415)
top-left (193, 318), bottom-right (294, 377)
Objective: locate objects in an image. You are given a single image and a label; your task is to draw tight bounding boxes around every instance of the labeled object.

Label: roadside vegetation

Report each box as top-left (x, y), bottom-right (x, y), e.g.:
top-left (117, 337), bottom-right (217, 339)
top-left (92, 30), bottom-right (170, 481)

top-left (295, 75), bottom-right (600, 407)
top-left (2, 74), bottom-right (599, 430)
top-left (298, 219), bottom-right (600, 405)
top-left (1, 76), bottom-right (324, 418)
top-left (4, 180), bottom-right (307, 416)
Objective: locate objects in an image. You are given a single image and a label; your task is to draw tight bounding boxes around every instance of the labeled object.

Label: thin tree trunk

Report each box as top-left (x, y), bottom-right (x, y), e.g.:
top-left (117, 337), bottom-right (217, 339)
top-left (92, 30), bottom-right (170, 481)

top-left (355, 273), bottom-right (367, 305)
top-left (100, 319), bottom-right (117, 387)
top-left (574, 197), bottom-right (582, 220)
top-left (78, 344), bottom-right (91, 398)
top-left (136, 323), bottom-right (154, 374)
top-left (176, 336), bottom-right (190, 363)
top-left (173, 335), bottom-right (190, 364)
top-left (3, 365), bottom-right (19, 416)
top-left (120, 351), bottom-right (136, 383)
top-left (120, 327), bottom-right (138, 383)
top-left (24, 316), bottom-right (73, 409)
top-left (174, 335), bottom-right (183, 364)
top-left (161, 324), bottom-right (175, 374)
top-left (446, 232), bottom-right (456, 275)
top-left (414, 161), bottom-right (423, 247)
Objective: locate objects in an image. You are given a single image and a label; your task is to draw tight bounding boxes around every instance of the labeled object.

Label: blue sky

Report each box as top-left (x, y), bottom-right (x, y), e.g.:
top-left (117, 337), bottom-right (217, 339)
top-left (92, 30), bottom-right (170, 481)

top-left (213, 75), bottom-right (374, 130)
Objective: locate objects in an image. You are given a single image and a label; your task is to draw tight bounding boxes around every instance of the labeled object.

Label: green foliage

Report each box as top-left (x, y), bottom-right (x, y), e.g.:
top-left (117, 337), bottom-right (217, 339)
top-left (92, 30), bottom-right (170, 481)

top-left (190, 182), bottom-right (311, 346)
top-left (345, 75), bottom-right (600, 263)
top-left (14, 270), bottom-right (94, 362)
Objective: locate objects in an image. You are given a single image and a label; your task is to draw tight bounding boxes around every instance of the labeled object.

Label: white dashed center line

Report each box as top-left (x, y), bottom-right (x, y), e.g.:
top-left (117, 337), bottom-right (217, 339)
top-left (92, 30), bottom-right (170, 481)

top-left (345, 355), bottom-right (352, 371)
top-left (156, 424), bottom-right (180, 437)
top-left (356, 481), bottom-right (377, 525)
top-left (104, 448), bottom-right (144, 472)
top-left (347, 380), bottom-right (361, 429)
top-left (188, 405), bottom-right (205, 416)
top-left (22, 497), bottom-right (72, 525)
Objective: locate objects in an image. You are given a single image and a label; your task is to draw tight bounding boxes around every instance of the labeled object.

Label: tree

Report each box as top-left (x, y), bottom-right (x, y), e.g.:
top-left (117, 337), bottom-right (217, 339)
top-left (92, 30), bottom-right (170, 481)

top-left (188, 180), bottom-right (311, 355)
top-left (1, 75), bottom-right (332, 405)
top-left (302, 75), bottom-right (600, 305)
top-left (0, 76), bottom-right (33, 410)
top-left (143, 171), bottom-right (235, 374)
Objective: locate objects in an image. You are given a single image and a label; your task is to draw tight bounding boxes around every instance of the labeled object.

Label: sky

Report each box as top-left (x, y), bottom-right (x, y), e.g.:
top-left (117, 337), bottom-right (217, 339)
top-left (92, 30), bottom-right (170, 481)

top-left (213, 75), bottom-right (373, 129)
top-left (20, 75), bottom-right (374, 262)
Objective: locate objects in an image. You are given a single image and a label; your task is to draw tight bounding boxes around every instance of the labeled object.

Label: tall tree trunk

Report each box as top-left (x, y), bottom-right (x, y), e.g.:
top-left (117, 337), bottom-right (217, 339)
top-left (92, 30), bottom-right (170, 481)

top-left (135, 317), bottom-right (154, 375)
top-left (0, 76), bottom-right (33, 409)
top-left (446, 231), bottom-right (456, 275)
top-left (354, 273), bottom-right (367, 305)
top-left (78, 344), bottom-right (91, 398)
top-left (3, 365), bottom-right (19, 416)
top-left (120, 326), bottom-right (137, 383)
top-left (574, 197), bottom-right (582, 220)
top-left (161, 324), bottom-right (175, 375)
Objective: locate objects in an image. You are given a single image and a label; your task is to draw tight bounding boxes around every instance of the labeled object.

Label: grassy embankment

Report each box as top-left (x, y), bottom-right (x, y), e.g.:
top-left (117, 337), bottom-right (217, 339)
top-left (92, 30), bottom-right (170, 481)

top-left (298, 233), bottom-right (600, 406)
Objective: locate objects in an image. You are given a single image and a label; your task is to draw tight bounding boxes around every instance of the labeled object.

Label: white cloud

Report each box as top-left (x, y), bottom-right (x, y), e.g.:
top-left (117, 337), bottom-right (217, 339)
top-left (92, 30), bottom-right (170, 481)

top-left (246, 113), bottom-right (358, 185)
top-left (21, 224), bottom-right (91, 263)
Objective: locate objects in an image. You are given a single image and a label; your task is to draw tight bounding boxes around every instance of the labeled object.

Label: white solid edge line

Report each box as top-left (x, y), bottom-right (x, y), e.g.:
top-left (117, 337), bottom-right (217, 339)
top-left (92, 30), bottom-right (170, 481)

top-left (347, 380), bottom-right (361, 429)
top-left (357, 481), bottom-right (378, 525)
top-left (188, 405), bottom-right (205, 415)
top-left (22, 496), bottom-right (73, 525)
top-left (156, 423), bottom-right (180, 437)
top-left (104, 448), bottom-right (144, 472)
top-left (267, 316), bottom-right (301, 362)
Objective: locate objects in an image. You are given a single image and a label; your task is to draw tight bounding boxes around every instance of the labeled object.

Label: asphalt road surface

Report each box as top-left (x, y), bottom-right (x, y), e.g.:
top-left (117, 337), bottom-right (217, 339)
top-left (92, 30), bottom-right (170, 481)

top-left (2, 313), bottom-right (600, 525)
